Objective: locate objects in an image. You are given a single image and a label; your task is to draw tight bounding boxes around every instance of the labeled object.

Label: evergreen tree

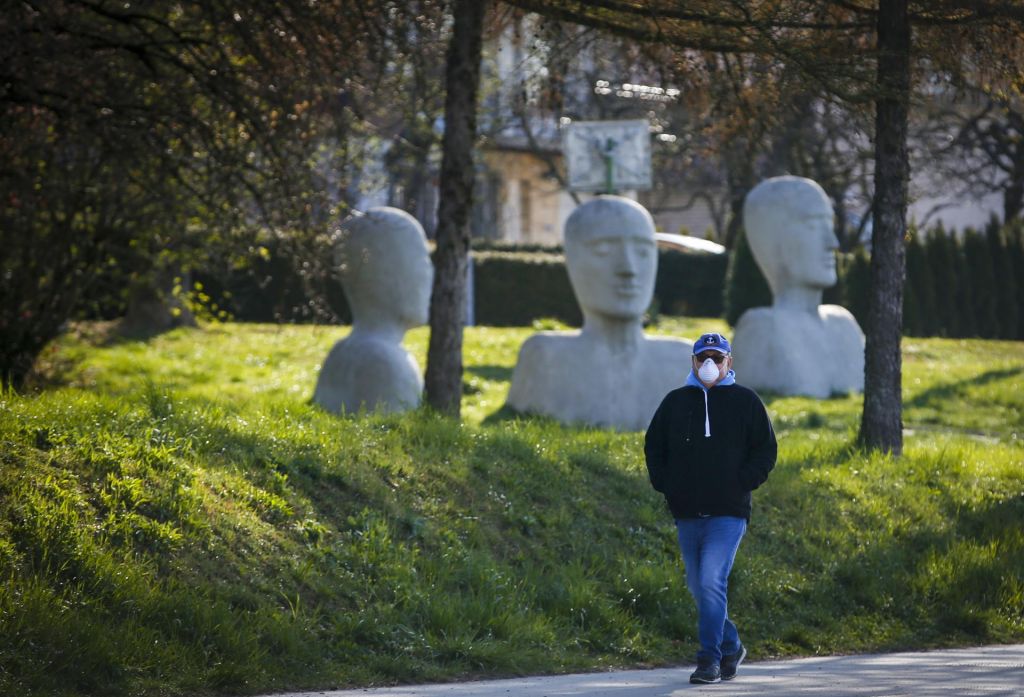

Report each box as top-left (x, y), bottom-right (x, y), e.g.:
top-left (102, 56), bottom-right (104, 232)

top-left (842, 246), bottom-right (872, 329)
top-left (723, 227), bottom-right (772, 327)
top-left (952, 229), bottom-right (976, 337)
top-left (903, 268), bottom-right (921, 336)
top-left (926, 223), bottom-right (958, 337)
top-left (986, 218), bottom-right (1019, 340)
top-left (963, 228), bottom-right (998, 338)
top-left (905, 230), bottom-right (937, 336)
top-left (1008, 221), bottom-right (1024, 340)
top-left (823, 253), bottom-right (845, 307)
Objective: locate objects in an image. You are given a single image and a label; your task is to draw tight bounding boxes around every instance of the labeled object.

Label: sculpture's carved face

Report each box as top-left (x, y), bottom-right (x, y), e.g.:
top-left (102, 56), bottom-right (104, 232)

top-left (389, 237), bottom-right (433, 327)
top-left (566, 209), bottom-right (657, 321)
top-left (781, 195), bottom-right (839, 291)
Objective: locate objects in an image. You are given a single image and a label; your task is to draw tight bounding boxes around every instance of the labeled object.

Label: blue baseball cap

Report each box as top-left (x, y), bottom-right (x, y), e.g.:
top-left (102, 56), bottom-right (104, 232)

top-left (693, 332), bottom-right (731, 355)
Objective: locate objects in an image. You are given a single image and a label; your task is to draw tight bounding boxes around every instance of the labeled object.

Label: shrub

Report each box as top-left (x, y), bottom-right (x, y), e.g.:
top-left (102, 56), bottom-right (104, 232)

top-left (963, 228), bottom-right (999, 338)
top-left (472, 251), bottom-right (581, 327)
top-left (1009, 221), bottom-right (1024, 340)
top-left (840, 248), bottom-right (871, 328)
top-left (904, 230), bottom-right (937, 337)
top-left (723, 228), bottom-right (772, 326)
top-left (655, 250), bottom-right (728, 318)
top-left (925, 224), bottom-right (959, 338)
top-left (986, 220), bottom-right (1020, 340)
top-left (195, 239), bottom-right (351, 324)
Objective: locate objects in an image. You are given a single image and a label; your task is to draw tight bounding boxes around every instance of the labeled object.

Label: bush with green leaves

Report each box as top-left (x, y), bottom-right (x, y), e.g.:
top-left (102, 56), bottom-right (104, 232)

top-left (723, 228), bottom-right (772, 326)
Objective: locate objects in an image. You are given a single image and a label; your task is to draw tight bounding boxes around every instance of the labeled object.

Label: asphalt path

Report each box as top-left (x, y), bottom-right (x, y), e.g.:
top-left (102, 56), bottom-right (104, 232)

top-left (267, 644), bottom-right (1023, 697)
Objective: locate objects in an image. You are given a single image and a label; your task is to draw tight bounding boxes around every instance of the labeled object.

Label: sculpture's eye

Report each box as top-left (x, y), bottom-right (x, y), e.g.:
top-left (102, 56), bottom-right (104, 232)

top-left (590, 239), bottom-right (613, 256)
top-left (633, 239), bottom-right (654, 258)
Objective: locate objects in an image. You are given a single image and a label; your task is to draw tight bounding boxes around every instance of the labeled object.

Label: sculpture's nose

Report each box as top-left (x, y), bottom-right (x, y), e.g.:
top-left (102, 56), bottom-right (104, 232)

top-left (617, 242), bottom-right (638, 277)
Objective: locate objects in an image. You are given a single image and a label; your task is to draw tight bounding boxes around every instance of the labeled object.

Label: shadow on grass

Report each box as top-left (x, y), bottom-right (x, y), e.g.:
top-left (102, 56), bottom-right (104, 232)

top-left (740, 464), bottom-right (1023, 654)
top-left (465, 364), bottom-right (513, 383)
top-left (480, 404), bottom-right (525, 426)
top-left (759, 390), bottom-right (863, 407)
top-left (906, 366), bottom-right (1023, 409)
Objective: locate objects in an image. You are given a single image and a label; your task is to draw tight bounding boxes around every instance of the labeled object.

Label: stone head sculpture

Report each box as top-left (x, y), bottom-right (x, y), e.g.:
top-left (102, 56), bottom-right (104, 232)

top-left (743, 176), bottom-right (839, 310)
top-left (564, 195), bottom-right (658, 323)
top-left (335, 206), bottom-right (433, 331)
top-left (313, 206), bottom-right (433, 416)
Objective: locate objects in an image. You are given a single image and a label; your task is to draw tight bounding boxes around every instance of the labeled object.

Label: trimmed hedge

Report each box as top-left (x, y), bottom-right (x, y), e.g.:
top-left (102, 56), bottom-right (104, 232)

top-left (472, 251), bottom-right (581, 327)
top-left (192, 219), bottom-right (1024, 338)
top-left (197, 246), bottom-right (728, 327)
top-left (473, 248), bottom-right (727, 326)
top-left (723, 219), bottom-right (1024, 340)
top-left (655, 249), bottom-right (729, 318)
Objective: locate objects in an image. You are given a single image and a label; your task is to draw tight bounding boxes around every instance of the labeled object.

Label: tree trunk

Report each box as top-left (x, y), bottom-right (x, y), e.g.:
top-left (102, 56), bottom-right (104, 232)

top-left (424, 0), bottom-right (487, 416)
top-left (858, 0), bottom-right (910, 454)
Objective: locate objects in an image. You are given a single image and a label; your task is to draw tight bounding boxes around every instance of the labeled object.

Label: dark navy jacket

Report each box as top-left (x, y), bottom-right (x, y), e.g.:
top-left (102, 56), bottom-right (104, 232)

top-left (644, 383), bottom-right (777, 521)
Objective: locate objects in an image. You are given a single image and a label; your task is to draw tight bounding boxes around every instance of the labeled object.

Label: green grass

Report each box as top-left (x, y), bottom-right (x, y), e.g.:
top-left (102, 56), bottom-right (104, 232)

top-left (1, 319), bottom-right (1021, 696)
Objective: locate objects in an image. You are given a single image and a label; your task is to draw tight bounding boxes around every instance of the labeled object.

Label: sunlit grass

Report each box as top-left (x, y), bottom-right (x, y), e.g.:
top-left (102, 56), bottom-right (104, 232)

top-left (1, 320), bottom-right (1021, 696)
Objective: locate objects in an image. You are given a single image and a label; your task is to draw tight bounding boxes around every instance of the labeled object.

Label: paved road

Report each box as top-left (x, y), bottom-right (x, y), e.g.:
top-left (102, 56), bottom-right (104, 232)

top-left (269, 644), bottom-right (1023, 697)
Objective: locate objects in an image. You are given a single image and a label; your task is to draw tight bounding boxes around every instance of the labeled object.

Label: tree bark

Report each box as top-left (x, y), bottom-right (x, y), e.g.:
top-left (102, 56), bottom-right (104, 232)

top-left (424, 0), bottom-right (487, 416)
top-left (858, 0), bottom-right (910, 454)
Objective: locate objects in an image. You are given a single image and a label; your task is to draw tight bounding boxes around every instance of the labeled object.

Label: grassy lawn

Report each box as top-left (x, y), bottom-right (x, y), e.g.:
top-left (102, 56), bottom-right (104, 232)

top-left (1, 319), bottom-right (1021, 696)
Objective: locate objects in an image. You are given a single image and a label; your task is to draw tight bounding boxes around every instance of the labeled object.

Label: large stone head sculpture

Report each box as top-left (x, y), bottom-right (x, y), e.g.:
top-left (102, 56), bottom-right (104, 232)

top-left (563, 195), bottom-right (658, 322)
top-left (743, 176), bottom-right (840, 300)
top-left (335, 206), bottom-right (433, 329)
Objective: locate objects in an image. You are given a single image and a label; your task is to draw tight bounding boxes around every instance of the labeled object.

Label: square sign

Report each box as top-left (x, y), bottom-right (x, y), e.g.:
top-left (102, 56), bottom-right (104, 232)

top-left (563, 119), bottom-right (652, 193)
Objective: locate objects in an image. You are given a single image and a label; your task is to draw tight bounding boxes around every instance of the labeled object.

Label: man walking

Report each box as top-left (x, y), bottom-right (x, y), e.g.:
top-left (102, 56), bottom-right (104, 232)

top-left (644, 332), bottom-right (777, 683)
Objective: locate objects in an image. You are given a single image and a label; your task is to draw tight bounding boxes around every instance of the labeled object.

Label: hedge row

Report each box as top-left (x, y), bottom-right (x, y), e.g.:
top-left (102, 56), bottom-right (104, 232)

top-left (198, 246), bottom-right (728, 327)
top-left (724, 218), bottom-right (1024, 340)
top-left (890, 220), bottom-right (1021, 340)
top-left (472, 249), bottom-right (727, 326)
top-left (471, 251), bottom-right (581, 326)
top-left (194, 218), bottom-right (1023, 338)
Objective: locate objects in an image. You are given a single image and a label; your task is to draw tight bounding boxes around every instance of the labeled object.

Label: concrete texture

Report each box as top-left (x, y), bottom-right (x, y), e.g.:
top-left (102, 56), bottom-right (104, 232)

top-left (732, 176), bottom-right (865, 398)
top-left (266, 644), bottom-right (1023, 697)
top-left (506, 196), bottom-right (692, 431)
top-left (313, 207), bottom-right (433, 415)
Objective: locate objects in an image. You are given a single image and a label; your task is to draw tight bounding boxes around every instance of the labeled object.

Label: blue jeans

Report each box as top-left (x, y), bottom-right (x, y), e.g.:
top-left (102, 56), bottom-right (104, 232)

top-left (675, 516), bottom-right (747, 663)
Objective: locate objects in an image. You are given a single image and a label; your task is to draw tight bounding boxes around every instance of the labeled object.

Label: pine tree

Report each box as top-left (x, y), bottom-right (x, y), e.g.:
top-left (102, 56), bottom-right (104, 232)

top-left (1008, 221), bottom-right (1024, 340)
top-left (843, 246), bottom-right (872, 329)
top-left (963, 228), bottom-right (998, 338)
top-left (926, 223), bottom-right (957, 337)
top-left (986, 218), bottom-right (1019, 340)
top-left (905, 229), bottom-right (937, 336)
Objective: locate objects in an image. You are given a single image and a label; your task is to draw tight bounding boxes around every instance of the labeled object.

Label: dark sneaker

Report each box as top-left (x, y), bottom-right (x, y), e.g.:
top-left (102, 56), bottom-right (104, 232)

top-left (689, 659), bottom-right (721, 684)
top-left (721, 644), bottom-right (747, 680)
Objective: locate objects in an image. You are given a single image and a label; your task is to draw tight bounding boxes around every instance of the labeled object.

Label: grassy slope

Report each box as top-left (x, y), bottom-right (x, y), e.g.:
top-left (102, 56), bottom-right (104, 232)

top-left (0, 319), bottom-right (1022, 696)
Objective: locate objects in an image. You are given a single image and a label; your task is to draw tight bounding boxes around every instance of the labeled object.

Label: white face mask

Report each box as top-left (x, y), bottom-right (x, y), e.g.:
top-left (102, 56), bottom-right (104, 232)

top-left (698, 357), bottom-right (721, 384)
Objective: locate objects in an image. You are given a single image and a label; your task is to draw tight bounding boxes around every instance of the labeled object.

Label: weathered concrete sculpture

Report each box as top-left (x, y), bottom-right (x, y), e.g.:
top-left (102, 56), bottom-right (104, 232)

top-left (731, 176), bottom-right (865, 398)
top-left (313, 207), bottom-right (433, 414)
top-left (506, 196), bottom-right (692, 430)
